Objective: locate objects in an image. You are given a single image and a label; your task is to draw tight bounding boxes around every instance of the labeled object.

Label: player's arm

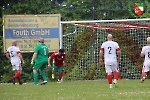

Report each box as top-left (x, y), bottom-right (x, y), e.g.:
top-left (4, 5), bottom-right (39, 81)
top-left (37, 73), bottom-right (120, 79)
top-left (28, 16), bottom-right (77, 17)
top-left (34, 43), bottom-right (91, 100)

top-left (32, 53), bottom-right (37, 60)
top-left (140, 48), bottom-right (145, 57)
top-left (31, 45), bottom-right (39, 64)
top-left (31, 53), bottom-right (37, 64)
top-left (99, 48), bottom-right (104, 63)
top-left (48, 53), bottom-right (54, 67)
top-left (117, 49), bottom-right (121, 62)
top-left (116, 43), bottom-right (121, 62)
top-left (17, 52), bottom-right (25, 64)
top-left (140, 52), bottom-right (144, 57)
top-left (6, 51), bottom-right (10, 60)
top-left (48, 57), bottom-right (52, 67)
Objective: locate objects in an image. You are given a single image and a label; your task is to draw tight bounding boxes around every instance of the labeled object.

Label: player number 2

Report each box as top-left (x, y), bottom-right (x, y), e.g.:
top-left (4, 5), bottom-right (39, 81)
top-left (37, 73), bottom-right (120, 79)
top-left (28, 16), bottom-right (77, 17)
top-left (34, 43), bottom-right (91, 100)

top-left (108, 46), bottom-right (112, 54)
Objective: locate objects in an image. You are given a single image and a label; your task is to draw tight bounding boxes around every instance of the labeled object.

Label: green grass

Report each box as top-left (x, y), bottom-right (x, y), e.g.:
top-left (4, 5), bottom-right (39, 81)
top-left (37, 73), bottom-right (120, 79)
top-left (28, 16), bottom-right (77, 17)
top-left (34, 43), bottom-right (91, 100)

top-left (0, 80), bottom-right (150, 100)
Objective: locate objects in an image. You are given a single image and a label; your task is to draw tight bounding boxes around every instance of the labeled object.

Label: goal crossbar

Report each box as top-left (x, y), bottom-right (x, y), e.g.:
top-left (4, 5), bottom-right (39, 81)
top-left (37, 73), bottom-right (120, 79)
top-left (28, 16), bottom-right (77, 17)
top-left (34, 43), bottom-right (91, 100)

top-left (60, 18), bottom-right (150, 24)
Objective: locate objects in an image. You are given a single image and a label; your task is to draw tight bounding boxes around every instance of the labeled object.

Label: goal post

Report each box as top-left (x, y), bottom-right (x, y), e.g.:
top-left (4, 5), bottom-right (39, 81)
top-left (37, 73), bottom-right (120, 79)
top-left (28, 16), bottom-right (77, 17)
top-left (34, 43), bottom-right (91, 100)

top-left (60, 18), bottom-right (150, 81)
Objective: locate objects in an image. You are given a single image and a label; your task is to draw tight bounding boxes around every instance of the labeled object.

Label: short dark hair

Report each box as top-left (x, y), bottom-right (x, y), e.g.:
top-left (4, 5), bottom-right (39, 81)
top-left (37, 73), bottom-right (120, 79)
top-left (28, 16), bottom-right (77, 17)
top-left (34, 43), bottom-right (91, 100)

top-left (59, 49), bottom-right (65, 53)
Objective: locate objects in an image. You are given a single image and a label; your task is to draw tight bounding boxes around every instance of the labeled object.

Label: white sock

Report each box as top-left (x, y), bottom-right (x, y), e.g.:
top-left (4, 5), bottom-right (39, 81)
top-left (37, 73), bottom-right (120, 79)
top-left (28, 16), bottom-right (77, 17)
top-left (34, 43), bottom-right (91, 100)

top-left (110, 84), bottom-right (113, 88)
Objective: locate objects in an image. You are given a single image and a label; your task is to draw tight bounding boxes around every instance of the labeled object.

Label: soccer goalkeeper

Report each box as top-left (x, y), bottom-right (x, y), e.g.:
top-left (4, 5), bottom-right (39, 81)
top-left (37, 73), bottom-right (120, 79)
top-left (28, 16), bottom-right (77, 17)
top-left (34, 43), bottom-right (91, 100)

top-left (31, 38), bottom-right (49, 86)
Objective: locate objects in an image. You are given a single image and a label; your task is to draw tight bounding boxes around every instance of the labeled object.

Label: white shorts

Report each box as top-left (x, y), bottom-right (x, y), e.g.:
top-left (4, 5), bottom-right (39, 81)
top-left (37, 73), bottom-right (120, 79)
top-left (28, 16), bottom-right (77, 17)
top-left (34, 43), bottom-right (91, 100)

top-left (142, 61), bottom-right (150, 72)
top-left (105, 62), bottom-right (119, 73)
top-left (11, 63), bottom-right (22, 71)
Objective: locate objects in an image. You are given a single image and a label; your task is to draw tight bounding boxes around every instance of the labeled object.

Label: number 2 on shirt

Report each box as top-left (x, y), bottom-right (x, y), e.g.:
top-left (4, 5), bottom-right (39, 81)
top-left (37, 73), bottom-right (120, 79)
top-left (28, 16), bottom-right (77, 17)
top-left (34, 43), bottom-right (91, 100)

top-left (108, 46), bottom-right (112, 54)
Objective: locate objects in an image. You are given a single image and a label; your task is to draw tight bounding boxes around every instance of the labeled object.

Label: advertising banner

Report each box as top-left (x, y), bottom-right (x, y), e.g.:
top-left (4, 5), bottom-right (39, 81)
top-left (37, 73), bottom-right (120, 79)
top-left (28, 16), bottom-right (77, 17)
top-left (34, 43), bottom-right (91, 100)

top-left (3, 14), bottom-right (61, 52)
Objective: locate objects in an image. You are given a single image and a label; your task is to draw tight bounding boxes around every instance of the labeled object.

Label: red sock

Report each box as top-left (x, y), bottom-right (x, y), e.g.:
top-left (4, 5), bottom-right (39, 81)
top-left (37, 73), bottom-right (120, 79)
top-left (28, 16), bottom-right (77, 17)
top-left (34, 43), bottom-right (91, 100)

top-left (14, 72), bottom-right (21, 79)
top-left (141, 72), bottom-right (146, 77)
top-left (17, 77), bottom-right (21, 83)
top-left (58, 73), bottom-right (63, 80)
top-left (114, 72), bottom-right (119, 80)
top-left (107, 75), bottom-right (112, 84)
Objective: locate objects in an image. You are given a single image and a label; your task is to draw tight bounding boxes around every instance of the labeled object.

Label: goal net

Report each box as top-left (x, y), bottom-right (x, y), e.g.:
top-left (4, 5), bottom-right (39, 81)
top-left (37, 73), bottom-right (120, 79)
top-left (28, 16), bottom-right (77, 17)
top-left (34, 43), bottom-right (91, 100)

top-left (61, 18), bottom-right (150, 81)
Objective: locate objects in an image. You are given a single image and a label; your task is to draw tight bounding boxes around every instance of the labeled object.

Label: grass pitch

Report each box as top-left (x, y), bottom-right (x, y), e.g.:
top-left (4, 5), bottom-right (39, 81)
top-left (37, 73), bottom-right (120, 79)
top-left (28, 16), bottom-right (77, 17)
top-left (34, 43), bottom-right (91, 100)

top-left (0, 80), bottom-right (150, 100)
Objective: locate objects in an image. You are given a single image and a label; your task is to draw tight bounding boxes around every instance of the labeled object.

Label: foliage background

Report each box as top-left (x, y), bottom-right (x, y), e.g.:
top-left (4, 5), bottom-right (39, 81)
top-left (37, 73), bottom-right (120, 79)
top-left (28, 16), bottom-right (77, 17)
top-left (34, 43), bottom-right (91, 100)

top-left (0, 0), bottom-right (150, 82)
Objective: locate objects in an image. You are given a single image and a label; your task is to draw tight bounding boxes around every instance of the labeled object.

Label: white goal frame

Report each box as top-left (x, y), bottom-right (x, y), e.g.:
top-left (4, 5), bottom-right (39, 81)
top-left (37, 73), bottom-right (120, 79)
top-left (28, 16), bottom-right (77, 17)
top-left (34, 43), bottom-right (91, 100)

top-left (60, 18), bottom-right (150, 48)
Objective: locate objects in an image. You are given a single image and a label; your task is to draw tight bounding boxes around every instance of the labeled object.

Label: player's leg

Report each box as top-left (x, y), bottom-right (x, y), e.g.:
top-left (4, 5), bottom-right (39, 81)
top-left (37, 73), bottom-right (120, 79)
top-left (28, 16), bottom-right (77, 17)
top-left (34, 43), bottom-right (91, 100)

top-left (40, 62), bottom-right (48, 85)
top-left (112, 63), bottom-right (119, 85)
top-left (12, 63), bottom-right (22, 85)
top-left (51, 64), bottom-right (58, 79)
top-left (52, 70), bottom-right (55, 79)
top-left (15, 71), bottom-right (22, 85)
top-left (32, 63), bottom-right (41, 86)
top-left (57, 71), bottom-right (63, 83)
top-left (141, 72), bottom-right (146, 83)
top-left (13, 71), bottom-right (22, 85)
top-left (12, 70), bottom-right (16, 84)
top-left (17, 63), bottom-right (23, 85)
top-left (33, 69), bottom-right (38, 85)
top-left (12, 65), bottom-right (17, 84)
top-left (141, 62), bottom-right (149, 83)
top-left (57, 66), bottom-right (64, 83)
top-left (105, 64), bottom-right (113, 88)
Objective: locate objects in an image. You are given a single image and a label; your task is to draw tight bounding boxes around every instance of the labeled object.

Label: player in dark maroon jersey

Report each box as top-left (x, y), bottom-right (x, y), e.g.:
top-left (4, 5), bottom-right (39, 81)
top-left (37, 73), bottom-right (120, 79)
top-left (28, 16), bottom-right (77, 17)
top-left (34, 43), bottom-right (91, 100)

top-left (48, 49), bottom-right (66, 83)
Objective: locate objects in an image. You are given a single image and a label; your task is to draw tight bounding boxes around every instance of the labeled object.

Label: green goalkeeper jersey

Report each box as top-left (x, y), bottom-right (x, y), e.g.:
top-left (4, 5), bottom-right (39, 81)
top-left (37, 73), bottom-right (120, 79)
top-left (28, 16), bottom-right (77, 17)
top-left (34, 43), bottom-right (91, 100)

top-left (34, 43), bottom-right (49, 63)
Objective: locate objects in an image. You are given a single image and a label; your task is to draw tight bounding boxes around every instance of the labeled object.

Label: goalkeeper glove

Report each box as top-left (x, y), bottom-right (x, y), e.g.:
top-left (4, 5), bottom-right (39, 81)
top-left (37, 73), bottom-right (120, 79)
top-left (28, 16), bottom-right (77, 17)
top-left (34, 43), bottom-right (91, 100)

top-left (31, 59), bottom-right (34, 64)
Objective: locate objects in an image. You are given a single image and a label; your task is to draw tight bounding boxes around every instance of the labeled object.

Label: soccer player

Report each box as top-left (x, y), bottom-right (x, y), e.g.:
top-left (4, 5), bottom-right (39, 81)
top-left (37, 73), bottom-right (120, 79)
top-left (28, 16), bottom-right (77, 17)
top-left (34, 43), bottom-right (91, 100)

top-left (140, 37), bottom-right (150, 83)
top-left (99, 34), bottom-right (121, 88)
top-left (31, 38), bottom-right (49, 86)
top-left (6, 40), bottom-right (25, 85)
top-left (48, 49), bottom-right (66, 83)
